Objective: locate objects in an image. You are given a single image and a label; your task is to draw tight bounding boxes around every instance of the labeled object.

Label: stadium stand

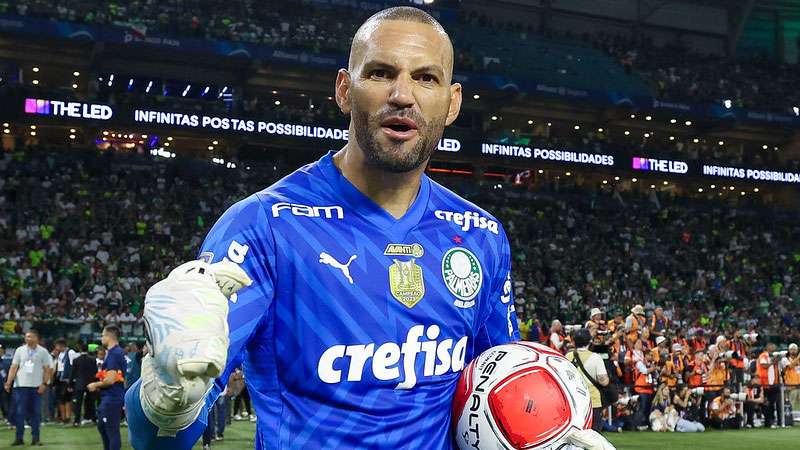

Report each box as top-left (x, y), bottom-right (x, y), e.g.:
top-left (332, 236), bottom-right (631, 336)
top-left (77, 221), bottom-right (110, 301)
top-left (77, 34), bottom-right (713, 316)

top-left (3, 0), bottom-right (800, 113)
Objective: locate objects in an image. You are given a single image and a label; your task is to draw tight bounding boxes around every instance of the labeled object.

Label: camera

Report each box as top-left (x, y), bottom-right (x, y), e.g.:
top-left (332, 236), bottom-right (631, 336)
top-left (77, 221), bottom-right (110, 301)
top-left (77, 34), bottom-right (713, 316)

top-left (743, 332), bottom-right (758, 343)
top-left (772, 351), bottom-right (788, 358)
top-left (596, 329), bottom-right (610, 336)
top-left (727, 393), bottom-right (747, 401)
top-left (721, 350), bottom-right (735, 359)
top-left (617, 395), bottom-right (639, 406)
top-left (565, 324), bottom-right (583, 333)
top-left (690, 387), bottom-right (705, 395)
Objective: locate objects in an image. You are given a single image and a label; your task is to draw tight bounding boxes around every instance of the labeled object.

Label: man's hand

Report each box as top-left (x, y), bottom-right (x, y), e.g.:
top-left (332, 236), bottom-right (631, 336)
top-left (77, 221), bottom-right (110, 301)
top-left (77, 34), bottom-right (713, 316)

top-left (139, 259), bottom-right (252, 435)
top-left (4, 383), bottom-right (11, 393)
top-left (564, 428), bottom-right (617, 450)
top-left (37, 384), bottom-right (46, 395)
top-left (87, 382), bottom-right (99, 392)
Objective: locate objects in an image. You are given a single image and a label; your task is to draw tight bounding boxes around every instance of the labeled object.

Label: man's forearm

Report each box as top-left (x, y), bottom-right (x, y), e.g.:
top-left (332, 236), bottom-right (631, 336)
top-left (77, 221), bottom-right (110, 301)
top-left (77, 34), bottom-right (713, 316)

top-left (6, 365), bottom-right (18, 386)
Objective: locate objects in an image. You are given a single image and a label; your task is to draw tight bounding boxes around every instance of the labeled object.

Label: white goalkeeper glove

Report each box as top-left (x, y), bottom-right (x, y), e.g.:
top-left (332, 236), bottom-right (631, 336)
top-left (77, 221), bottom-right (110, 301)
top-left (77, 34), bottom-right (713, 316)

top-left (564, 428), bottom-right (617, 450)
top-left (139, 259), bottom-right (252, 436)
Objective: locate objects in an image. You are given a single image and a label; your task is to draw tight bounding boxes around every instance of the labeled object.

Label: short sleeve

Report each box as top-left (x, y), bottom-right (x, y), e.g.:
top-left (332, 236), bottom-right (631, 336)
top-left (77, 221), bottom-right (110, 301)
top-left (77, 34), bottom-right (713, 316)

top-left (106, 350), bottom-right (126, 373)
top-left (42, 350), bottom-right (54, 369)
top-left (591, 354), bottom-right (608, 377)
top-left (11, 348), bottom-right (21, 366)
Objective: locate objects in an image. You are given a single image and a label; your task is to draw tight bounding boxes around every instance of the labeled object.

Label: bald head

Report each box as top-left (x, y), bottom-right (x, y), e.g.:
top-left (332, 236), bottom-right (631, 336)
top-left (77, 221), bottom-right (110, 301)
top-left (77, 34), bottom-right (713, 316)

top-left (349, 7), bottom-right (454, 81)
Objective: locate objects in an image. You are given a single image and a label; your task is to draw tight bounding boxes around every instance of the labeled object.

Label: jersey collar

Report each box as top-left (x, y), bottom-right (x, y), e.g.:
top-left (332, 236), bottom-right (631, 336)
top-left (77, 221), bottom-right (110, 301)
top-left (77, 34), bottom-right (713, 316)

top-left (318, 151), bottom-right (430, 238)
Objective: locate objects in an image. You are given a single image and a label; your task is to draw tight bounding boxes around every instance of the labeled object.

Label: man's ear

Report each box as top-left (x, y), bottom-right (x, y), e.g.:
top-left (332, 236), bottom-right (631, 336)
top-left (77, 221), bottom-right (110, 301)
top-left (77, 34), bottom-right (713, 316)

top-left (445, 83), bottom-right (462, 126)
top-left (335, 69), bottom-right (352, 115)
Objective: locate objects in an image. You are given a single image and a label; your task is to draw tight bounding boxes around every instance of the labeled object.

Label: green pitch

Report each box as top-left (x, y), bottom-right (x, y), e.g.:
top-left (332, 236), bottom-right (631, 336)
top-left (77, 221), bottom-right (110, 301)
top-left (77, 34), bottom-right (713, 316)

top-left (1, 421), bottom-right (798, 449)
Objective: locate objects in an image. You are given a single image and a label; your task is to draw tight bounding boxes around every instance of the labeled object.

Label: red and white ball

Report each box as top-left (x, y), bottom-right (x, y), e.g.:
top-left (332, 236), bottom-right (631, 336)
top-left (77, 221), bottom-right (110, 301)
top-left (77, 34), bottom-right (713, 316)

top-left (452, 342), bottom-right (593, 450)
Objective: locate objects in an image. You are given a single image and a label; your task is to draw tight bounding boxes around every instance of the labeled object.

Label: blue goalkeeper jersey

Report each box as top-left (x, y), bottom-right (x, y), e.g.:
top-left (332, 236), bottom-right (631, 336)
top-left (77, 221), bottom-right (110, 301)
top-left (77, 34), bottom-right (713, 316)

top-left (126, 151), bottom-right (519, 450)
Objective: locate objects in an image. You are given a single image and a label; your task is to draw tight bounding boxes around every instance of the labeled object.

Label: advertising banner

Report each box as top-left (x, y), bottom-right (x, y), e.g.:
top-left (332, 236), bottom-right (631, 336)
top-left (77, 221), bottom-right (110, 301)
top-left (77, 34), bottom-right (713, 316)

top-left (17, 96), bottom-right (800, 185)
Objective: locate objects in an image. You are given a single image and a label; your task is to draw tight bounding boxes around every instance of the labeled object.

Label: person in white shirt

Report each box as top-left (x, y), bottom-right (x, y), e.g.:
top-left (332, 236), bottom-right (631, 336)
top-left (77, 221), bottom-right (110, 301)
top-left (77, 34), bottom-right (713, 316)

top-left (550, 320), bottom-right (565, 353)
top-left (118, 309), bottom-right (136, 335)
top-left (4, 330), bottom-right (54, 445)
top-left (566, 329), bottom-right (609, 432)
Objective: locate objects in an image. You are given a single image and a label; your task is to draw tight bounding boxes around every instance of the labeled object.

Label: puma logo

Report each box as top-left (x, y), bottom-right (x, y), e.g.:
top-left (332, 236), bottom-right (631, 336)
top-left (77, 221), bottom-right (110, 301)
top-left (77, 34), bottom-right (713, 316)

top-left (319, 252), bottom-right (357, 284)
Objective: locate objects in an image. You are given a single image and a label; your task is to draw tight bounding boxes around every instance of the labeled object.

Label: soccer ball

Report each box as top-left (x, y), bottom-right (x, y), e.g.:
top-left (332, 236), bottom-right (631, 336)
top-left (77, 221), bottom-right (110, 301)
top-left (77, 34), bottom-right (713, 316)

top-left (452, 342), bottom-right (593, 450)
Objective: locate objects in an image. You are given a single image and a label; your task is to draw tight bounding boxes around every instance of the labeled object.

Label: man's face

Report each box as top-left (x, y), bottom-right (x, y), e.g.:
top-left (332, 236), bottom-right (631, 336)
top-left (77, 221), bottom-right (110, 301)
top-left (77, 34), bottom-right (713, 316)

top-left (101, 329), bottom-right (114, 347)
top-left (97, 349), bottom-right (106, 360)
top-left (338, 20), bottom-right (461, 173)
top-left (24, 332), bottom-right (38, 347)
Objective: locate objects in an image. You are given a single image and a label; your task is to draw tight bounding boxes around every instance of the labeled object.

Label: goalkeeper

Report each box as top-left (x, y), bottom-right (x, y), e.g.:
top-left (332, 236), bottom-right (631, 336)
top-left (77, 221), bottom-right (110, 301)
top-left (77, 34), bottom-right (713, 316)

top-left (125, 6), bottom-right (615, 450)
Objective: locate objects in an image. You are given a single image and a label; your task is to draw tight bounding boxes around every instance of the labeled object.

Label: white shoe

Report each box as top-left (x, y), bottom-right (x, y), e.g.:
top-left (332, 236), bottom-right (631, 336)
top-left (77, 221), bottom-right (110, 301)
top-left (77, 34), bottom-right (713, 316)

top-left (250, 415), bottom-right (256, 423)
top-left (770, 425), bottom-right (777, 429)
top-left (233, 414), bottom-right (242, 421)
top-left (241, 411), bottom-right (249, 418)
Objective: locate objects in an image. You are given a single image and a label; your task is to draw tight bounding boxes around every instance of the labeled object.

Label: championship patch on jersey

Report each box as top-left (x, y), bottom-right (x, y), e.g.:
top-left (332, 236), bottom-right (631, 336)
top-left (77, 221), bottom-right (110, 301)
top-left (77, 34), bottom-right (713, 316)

top-left (442, 247), bottom-right (483, 307)
top-left (386, 244), bottom-right (426, 308)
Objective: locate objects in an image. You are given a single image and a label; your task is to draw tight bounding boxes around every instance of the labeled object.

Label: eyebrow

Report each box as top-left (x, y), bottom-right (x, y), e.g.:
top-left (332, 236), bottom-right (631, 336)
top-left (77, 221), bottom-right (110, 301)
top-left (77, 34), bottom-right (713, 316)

top-left (361, 60), bottom-right (445, 78)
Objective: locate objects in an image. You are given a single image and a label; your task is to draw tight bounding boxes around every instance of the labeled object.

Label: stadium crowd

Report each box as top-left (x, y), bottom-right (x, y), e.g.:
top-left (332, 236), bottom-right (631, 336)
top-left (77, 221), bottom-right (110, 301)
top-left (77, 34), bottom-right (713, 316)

top-left (1, 0), bottom-right (800, 114)
top-left (594, 32), bottom-right (800, 115)
top-left (0, 143), bottom-right (798, 439)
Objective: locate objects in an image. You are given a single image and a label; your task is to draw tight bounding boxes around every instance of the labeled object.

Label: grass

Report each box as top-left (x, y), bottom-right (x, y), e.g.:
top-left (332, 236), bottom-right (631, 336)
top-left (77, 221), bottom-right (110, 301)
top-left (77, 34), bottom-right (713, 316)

top-left (0, 420), bottom-right (797, 449)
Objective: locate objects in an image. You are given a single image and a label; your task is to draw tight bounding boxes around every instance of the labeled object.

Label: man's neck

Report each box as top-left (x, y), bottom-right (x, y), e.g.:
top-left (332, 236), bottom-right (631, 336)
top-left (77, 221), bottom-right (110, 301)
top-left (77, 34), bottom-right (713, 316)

top-left (107, 342), bottom-right (118, 350)
top-left (333, 145), bottom-right (425, 220)
top-left (26, 344), bottom-right (37, 350)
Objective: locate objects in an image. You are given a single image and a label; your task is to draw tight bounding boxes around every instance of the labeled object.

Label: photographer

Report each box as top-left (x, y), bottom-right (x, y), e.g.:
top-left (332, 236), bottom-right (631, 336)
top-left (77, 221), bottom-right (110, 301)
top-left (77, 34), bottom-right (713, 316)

top-left (651, 336), bottom-right (669, 364)
top-left (708, 387), bottom-right (742, 429)
top-left (671, 385), bottom-right (706, 432)
top-left (728, 330), bottom-right (748, 387)
top-left (625, 305), bottom-right (647, 346)
top-left (566, 329), bottom-right (609, 432)
top-left (585, 308), bottom-right (611, 347)
top-left (607, 393), bottom-right (638, 432)
top-left (649, 307), bottom-right (669, 339)
top-left (549, 320), bottom-right (565, 354)
top-left (662, 344), bottom-right (687, 389)
top-left (744, 377), bottom-right (765, 428)
top-left (780, 343), bottom-right (799, 411)
top-left (757, 343), bottom-right (780, 428)
top-left (632, 349), bottom-right (657, 430)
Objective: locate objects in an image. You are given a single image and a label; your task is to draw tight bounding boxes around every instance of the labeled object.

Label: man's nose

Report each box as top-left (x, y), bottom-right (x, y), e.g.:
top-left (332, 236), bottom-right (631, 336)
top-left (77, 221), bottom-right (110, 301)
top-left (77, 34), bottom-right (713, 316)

top-left (388, 74), bottom-right (415, 109)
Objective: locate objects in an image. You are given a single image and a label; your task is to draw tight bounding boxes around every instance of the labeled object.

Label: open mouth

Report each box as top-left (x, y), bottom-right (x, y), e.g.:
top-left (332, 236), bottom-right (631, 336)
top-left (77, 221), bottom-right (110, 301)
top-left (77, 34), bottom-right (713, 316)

top-left (386, 123), bottom-right (413, 132)
top-left (380, 116), bottom-right (419, 141)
